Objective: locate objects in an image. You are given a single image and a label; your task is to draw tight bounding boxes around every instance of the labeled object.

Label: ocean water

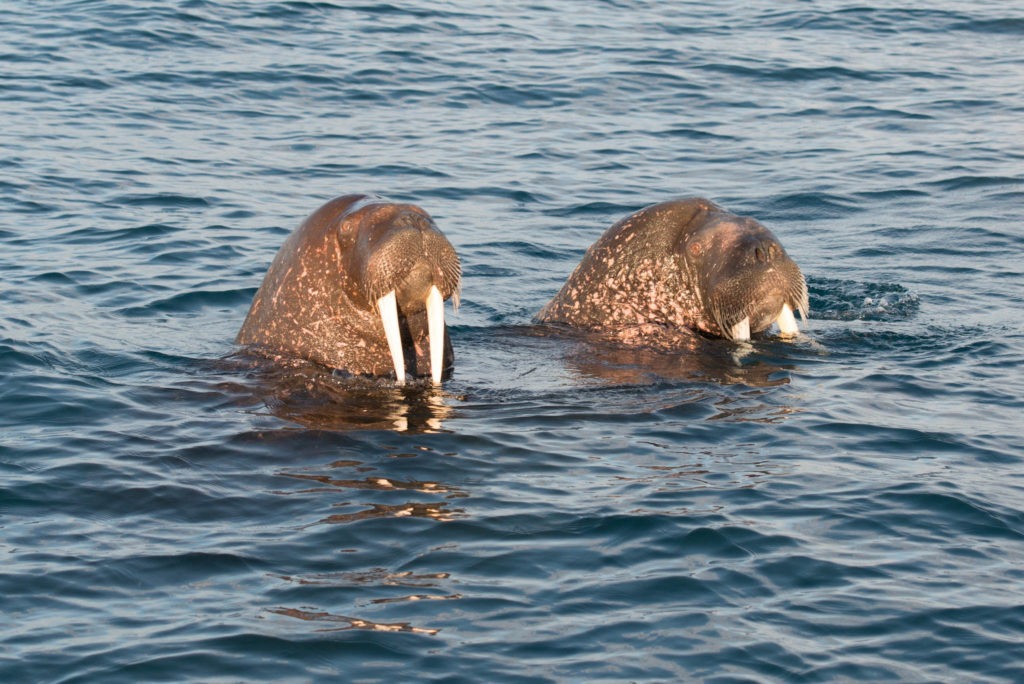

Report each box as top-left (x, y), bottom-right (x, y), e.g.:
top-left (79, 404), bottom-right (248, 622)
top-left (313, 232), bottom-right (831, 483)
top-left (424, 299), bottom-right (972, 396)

top-left (2, 0), bottom-right (1023, 681)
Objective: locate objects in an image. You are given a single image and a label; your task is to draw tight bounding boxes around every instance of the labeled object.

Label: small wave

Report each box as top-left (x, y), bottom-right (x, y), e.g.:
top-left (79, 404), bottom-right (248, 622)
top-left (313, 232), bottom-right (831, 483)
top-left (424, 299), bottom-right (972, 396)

top-left (657, 126), bottom-right (739, 141)
top-left (473, 240), bottom-right (563, 261)
top-left (853, 189), bottom-right (930, 202)
top-left (145, 243), bottom-right (248, 265)
top-left (702, 62), bottom-right (884, 83)
top-left (450, 82), bottom-right (583, 108)
top-left (763, 192), bottom-right (864, 220)
top-left (928, 175), bottom-right (1023, 192)
top-left (421, 186), bottom-right (550, 204)
top-left (370, 163), bottom-right (452, 179)
top-left (542, 200), bottom-right (639, 218)
top-left (873, 483), bottom-right (1024, 540)
top-left (0, 340), bottom-right (63, 374)
top-left (48, 75), bottom-right (114, 91)
top-left (758, 7), bottom-right (971, 34)
top-left (808, 278), bottom-right (920, 322)
top-left (949, 18), bottom-right (1024, 35)
top-left (121, 288), bottom-right (254, 317)
top-left (115, 193), bottom-right (213, 208)
top-left (839, 105), bottom-right (933, 120)
top-left (60, 223), bottom-right (180, 246)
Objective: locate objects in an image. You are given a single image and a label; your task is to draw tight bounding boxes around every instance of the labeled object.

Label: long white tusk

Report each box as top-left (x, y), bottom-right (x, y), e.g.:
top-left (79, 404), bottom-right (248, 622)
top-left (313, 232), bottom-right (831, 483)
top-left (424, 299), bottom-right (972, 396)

top-left (730, 317), bottom-right (751, 342)
top-left (776, 303), bottom-right (799, 338)
top-left (377, 290), bottom-right (405, 385)
top-left (426, 284), bottom-right (445, 384)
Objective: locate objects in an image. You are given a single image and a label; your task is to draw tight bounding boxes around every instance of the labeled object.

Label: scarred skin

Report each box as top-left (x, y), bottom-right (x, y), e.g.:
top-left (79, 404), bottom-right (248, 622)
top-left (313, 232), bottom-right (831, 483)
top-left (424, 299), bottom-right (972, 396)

top-left (237, 194), bottom-right (461, 379)
top-left (536, 198), bottom-right (808, 343)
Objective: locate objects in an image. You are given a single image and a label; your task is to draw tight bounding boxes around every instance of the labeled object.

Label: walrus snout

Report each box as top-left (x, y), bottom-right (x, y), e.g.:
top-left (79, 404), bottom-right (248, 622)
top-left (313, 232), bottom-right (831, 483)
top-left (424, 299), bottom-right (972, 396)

top-left (692, 222), bottom-right (808, 341)
top-left (706, 257), bottom-right (809, 341)
top-left (359, 210), bottom-right (461, 304)
top-left (357, 209), bottom-right (461, 385)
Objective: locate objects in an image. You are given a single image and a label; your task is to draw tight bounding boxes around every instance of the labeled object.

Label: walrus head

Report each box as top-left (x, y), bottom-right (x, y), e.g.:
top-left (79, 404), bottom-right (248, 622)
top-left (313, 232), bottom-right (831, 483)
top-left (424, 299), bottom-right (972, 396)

top-left (343, 200), bottom-right (461, 384)
top-left (681, 212), bottom-right (808, 341)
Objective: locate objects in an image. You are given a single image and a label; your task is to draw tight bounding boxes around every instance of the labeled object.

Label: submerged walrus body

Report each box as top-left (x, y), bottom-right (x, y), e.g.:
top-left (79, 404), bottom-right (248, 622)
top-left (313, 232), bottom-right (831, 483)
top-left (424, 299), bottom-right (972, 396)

top-left (536, 198), bottom-right (808, 343)
top-left (237, 194), bottom-right (461, 384)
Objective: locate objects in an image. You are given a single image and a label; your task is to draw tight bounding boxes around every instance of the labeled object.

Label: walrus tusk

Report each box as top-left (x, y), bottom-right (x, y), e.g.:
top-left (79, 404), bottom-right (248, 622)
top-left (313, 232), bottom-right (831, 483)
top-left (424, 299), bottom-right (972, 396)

top-left (426, 285), bottom-right (444, 384)
top-left (377, 290), bottom-right (405, 385)
top-left (730, 317), bottom-right (751, 342)
top-left (776, 302), bottom-right (799, 337)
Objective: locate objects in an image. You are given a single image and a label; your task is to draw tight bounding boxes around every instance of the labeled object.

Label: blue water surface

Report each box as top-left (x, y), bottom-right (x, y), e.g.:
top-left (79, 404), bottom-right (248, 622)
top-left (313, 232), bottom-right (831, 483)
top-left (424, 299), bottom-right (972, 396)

top-left (2, 1), bottom-right (1024, 681)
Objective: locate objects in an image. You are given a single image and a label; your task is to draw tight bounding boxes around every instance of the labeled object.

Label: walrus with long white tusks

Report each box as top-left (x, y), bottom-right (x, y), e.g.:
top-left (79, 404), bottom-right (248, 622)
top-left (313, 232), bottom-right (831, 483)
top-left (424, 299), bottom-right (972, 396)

top-left (536, 198), bottom-right (808, 344)
top-left (236, 194), bottom-right (461, 384)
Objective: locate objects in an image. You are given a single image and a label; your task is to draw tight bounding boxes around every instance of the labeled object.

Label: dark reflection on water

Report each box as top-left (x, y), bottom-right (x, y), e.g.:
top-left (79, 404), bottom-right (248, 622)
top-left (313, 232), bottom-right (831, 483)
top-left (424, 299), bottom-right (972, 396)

top-left (267, 607), bottom-right (443, 635)
top-left (228, 322), bottom-right (805, 435)
top-left (229, 353), bottom-right (457, 432)
top-left (552, 328), bottom-right (799, 388)
top-left (277, 461), bottom-right (467, 526)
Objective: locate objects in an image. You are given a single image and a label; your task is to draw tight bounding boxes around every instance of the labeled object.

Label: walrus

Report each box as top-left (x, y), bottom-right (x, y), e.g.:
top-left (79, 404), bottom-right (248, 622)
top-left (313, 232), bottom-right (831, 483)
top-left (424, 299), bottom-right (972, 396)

top-left (236, 194), bottom-right (461, 384)
top-left (536, 198), bottom-right (808, 343)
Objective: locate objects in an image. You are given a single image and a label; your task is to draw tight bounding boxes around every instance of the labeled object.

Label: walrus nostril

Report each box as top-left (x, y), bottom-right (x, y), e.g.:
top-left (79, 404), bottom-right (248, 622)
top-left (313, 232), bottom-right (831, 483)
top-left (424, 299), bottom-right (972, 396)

top-left (753, 241), bottom-right (778, 263)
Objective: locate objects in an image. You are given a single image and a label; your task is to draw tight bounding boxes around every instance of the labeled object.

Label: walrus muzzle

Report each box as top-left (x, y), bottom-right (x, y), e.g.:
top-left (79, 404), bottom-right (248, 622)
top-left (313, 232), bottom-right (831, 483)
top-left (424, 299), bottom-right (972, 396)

top-left (357, 210), bottom-right (461, 384)
top-left (695, 229), bottom-right (809, 342)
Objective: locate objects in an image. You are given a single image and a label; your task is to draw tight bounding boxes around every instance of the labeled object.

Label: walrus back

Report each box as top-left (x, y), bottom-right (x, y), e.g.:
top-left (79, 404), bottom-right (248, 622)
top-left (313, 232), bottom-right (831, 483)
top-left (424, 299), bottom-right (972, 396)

top-left (536, 199), bottom-right (716, 329)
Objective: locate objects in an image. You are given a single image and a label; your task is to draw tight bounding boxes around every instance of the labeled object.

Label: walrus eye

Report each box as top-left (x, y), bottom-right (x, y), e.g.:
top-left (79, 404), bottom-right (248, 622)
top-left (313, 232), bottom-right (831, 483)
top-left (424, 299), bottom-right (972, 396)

top-left (688, 241), bottom-right (702, 257)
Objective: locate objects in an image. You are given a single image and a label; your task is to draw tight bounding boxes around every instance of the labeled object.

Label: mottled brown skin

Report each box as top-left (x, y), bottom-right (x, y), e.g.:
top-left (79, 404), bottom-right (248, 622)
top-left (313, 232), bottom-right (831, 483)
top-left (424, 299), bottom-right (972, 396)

top-left (536, 198), bottom-right (808, 342)
top-left (237, 194), bottom-right (461, 379)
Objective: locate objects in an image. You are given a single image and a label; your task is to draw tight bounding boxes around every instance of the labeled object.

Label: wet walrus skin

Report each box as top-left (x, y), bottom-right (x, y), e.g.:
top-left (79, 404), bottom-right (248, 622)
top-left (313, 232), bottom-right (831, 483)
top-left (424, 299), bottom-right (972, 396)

top-left (536, 198), bottom-right (808, 343)
top-left (237, 194), bottom-right (461, 384)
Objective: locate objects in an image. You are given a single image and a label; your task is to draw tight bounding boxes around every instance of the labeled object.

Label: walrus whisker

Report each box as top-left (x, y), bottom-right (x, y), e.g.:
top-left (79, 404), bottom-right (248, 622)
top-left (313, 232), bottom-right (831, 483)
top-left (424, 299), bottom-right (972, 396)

top-left (790, 272), bottom-right (809, 320)
top-left (377, 290), bottom-right (406, 385)
top-left (793, 289), bottom-right (809, 321)
top-left (426, 285), bottom-right (444, 384)
top-left (710, 303), bottom-right (728, 339)
top-left (448, 274), bottom-right (462, 313)
top-left (713, 296), bottom-right (755, 341)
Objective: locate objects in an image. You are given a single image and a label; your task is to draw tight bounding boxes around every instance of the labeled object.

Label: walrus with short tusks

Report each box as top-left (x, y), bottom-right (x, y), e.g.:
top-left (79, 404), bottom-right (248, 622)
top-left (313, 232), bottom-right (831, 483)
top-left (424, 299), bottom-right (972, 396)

top-left (236, 194), bottom-right (461, 384)
top-left (536, 198), bottom-right (808, 343)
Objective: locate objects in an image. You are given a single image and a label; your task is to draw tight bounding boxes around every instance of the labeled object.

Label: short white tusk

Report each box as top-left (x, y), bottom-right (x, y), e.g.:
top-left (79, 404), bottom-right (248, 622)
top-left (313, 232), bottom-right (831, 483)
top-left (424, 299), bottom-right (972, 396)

top-left (776, 303), bottom-right (799, 338)
top-left (730, 317), bottom-right (751, 342)
top-left (426, 285), bottom-right (444, 384)
top-left (377, 290), bottom-right (405, 385)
